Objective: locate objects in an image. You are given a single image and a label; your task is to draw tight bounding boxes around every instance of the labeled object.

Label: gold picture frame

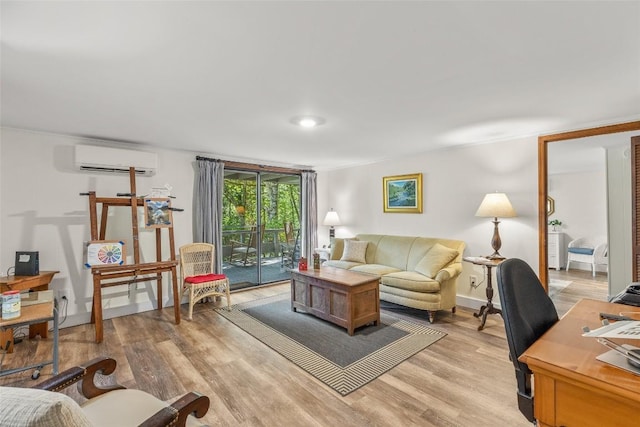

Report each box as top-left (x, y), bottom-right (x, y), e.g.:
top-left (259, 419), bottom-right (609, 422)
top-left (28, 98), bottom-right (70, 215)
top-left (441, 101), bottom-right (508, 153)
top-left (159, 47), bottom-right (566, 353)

top-left (383, 173), bottom-right (423, 213)
top-left (547, 196), bottom-right (555, 216)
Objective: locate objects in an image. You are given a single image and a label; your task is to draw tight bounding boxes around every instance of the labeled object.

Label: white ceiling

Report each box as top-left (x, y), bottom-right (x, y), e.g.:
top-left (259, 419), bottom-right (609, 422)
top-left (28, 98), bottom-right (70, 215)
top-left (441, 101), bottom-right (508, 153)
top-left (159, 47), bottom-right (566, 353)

top-left (2, 1), bottom-right (640, 171)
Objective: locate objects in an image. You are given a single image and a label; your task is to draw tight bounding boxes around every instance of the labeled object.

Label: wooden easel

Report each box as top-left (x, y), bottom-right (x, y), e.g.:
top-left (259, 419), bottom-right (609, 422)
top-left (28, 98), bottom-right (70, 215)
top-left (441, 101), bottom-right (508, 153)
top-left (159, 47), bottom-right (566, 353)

top-left (83, 168), bottom-right (180, 343)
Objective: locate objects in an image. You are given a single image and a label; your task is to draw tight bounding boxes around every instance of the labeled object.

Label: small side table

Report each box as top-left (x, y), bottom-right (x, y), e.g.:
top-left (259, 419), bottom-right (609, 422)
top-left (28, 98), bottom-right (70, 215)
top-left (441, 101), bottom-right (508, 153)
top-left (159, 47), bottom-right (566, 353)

top-left (463, 257), bottom-right (505, 331)
top-left (0, 290), bottom-right (59, 379)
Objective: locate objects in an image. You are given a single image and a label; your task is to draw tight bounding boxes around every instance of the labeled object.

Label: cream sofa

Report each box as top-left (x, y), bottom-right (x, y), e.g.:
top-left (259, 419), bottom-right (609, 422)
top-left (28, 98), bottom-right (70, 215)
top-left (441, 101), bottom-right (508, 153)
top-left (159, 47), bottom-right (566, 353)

top-left (324, 234), bottom-right (466, 322)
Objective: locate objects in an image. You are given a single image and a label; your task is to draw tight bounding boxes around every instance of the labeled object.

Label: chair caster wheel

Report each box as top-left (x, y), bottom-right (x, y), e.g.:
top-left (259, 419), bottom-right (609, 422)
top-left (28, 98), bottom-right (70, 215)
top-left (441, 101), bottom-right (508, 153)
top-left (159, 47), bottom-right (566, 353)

top-left (31, 370), bottom-right (41, 380)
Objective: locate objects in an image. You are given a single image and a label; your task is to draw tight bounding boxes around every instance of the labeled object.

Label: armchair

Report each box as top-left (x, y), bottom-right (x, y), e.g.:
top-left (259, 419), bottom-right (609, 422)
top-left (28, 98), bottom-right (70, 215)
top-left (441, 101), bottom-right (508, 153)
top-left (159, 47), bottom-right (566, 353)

top-left (229, 224), bottom-right (265, 266)
top-left (566, 237), bottom-right (608, 277)
top-left (280, 222), bottom-right (299, 268)
top-left (0, 356), bottom-right (210, 427)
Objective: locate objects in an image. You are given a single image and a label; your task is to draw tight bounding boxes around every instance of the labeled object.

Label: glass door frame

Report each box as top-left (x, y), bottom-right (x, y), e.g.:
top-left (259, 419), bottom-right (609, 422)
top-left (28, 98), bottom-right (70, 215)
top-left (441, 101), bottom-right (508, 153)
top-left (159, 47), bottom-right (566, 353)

top-left (222, 162), bottom-right (302, 290)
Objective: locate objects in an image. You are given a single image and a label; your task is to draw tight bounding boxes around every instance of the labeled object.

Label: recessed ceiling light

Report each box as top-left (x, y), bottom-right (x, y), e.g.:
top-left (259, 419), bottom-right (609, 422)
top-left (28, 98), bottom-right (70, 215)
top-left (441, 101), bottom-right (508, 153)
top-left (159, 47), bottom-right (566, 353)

top-left (290, 115), bottom-right (326, 128)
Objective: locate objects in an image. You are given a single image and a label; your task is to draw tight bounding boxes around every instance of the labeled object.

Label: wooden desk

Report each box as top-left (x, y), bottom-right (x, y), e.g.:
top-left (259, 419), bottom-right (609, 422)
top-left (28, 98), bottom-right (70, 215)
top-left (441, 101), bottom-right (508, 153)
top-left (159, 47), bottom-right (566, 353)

top-left (520, 299), bottom-right (640, 427)
top-left (0, 271), bottom-right (58, 352)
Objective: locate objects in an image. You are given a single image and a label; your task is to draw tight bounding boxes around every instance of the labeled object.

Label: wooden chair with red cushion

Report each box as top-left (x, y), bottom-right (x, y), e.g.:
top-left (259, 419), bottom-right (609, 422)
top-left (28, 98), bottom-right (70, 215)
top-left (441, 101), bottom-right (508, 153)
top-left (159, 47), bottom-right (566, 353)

top-left (179, 243), bottom-right (230, 320)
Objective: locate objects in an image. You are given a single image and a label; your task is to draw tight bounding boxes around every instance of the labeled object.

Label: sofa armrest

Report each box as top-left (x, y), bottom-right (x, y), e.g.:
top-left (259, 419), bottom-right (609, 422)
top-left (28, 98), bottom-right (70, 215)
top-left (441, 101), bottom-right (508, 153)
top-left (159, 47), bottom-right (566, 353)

top-left (434, 264), bottom-right (462, 283)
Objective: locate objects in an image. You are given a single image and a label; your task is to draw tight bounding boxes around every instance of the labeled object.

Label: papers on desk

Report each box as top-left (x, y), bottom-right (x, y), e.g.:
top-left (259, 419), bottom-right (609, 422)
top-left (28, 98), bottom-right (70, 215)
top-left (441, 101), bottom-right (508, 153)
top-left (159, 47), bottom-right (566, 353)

top-left (597, 344), bottom-right (640, 376)
top-left (583, 320), bottom-right (640, 339)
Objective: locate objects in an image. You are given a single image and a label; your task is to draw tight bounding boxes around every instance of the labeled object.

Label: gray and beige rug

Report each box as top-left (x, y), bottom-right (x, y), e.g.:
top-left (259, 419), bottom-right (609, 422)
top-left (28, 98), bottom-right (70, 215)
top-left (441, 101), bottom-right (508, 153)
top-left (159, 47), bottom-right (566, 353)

top-left (549, 279), bottom-right (573, 298)
top-left (215, 294), bottom-right (446, 396)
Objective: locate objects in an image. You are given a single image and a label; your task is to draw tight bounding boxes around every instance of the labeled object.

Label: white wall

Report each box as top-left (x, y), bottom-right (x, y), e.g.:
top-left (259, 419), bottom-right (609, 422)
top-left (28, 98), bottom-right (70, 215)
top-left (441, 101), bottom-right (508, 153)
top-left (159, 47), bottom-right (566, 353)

top-left (548, 169), bottom-right (607, 273)
top-left (319, 136), bottom-right (540, 308)
top-left (2, 127), bottom-right (541, 324)
top-left (607, 145), bottom-right (633, 296)
top-left (0, 128), bottom-right (196, 327)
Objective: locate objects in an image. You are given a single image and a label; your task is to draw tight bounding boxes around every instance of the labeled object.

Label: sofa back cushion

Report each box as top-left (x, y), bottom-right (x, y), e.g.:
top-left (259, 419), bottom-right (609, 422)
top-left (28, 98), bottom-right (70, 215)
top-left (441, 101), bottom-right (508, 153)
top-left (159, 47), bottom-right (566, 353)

top-left (332, 235), bottom-right (465, 273)
top-left (356, 234), bottom-right (417, 270)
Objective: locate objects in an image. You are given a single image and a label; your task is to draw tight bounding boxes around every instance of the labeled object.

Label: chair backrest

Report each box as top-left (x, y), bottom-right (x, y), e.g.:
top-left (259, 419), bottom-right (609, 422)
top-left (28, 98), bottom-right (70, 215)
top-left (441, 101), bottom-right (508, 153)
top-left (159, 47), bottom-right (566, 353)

top-left (496, 258), bottom-right (559, 423)
top-left (179, 243), bottom-right (215, 277)
top-left (246, 224), bottom-right (266, 248)
top-left (284, 222), bottom-right (296, 245)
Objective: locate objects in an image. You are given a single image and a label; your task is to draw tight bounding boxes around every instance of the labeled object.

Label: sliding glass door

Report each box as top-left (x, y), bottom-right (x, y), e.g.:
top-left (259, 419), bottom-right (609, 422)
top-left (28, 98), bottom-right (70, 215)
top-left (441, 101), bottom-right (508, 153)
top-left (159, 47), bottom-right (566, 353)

top-left (222, 169), bottom-right (301, 290)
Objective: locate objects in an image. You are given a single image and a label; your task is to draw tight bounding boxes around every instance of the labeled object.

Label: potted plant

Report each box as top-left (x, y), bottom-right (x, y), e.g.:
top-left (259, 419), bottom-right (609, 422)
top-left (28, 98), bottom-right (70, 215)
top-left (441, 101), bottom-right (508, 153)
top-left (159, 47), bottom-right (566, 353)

top-left (548, 219), bottom-right (562, 231)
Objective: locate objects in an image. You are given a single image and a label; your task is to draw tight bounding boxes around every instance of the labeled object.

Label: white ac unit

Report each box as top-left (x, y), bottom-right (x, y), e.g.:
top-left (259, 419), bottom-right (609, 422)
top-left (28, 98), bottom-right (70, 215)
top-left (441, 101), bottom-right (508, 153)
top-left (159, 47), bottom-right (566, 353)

top-left (74, 145), bottom-right (158, 176)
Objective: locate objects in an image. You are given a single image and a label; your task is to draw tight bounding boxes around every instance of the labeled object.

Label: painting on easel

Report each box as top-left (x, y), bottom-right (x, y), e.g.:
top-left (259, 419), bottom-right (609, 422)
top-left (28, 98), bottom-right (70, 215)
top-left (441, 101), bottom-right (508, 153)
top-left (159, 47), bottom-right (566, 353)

top-left (144, 198), bottom-right (173, 228)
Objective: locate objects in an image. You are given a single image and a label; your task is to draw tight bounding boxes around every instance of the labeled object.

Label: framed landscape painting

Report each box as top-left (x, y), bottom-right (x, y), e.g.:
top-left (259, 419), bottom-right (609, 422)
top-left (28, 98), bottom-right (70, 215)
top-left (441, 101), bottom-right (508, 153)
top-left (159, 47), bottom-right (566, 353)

top-left (383, 173), bottom-right (423, 213)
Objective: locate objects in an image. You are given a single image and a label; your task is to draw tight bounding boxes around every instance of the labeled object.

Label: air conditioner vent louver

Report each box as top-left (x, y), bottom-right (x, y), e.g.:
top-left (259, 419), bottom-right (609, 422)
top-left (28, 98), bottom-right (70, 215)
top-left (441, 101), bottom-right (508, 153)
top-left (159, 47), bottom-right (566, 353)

top-left (74, 145), bottom-right (158, 176)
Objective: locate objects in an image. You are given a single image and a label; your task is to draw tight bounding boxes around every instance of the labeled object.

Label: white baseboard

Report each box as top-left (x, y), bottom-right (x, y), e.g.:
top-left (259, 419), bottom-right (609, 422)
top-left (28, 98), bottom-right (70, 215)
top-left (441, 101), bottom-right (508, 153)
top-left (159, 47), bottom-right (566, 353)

top-left (58, 300), bottom-right (178, 329)
top-left (58, 294), bottom-right (495, 330)
top-left (456, 295), bottom-right (502, 312)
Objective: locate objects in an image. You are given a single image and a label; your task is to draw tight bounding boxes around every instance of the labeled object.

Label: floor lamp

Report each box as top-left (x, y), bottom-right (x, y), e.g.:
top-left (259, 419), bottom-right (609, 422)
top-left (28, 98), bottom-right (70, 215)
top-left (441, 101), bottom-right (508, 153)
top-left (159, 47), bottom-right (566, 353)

top-left (323, 209), bottom-right (341, 240)
top-left (475, 193), bottom-right (517, 260)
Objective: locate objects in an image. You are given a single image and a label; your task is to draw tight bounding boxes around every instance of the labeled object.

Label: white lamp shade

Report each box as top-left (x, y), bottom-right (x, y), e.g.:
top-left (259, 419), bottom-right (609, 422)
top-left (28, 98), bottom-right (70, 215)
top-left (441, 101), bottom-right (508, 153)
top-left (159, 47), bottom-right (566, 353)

top-left (475, 193), bottom-right (517, 218)
top-left (323, 210), bottom-right (341, 226)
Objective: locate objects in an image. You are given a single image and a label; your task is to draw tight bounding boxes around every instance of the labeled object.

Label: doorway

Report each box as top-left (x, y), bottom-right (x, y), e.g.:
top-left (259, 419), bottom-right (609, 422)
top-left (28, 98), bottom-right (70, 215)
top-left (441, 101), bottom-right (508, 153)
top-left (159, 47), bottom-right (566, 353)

top-left (538, 121), bottom-right (640, 299)
top-left (221, 168), bottom-right (301, 290)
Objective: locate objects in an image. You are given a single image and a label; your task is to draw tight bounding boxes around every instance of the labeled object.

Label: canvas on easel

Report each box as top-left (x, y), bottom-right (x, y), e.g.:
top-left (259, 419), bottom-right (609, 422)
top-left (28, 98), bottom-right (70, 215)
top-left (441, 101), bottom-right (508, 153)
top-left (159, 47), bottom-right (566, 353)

top-left (144, 198), bottom-right (173, 228)
top-left (84, 240), bottom-right (126, 267)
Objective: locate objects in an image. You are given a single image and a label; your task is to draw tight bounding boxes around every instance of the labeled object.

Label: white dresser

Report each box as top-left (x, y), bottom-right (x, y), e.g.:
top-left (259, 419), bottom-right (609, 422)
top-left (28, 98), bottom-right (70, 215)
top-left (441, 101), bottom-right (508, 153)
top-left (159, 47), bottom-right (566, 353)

top-left (548, 231), bottom-right (566, 270)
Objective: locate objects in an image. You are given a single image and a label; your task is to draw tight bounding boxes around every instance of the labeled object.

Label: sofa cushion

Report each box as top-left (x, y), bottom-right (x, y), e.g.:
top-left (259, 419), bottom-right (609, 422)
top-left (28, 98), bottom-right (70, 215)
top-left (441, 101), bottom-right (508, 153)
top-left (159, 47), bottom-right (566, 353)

top-left (81, 389), bottom-right (190, 427)
top-left (0, 386), bottom-right (93, 427)
top-left (414, 243), bottom-right (459, 278)
top-left (350, 264), bottom-right (401, 276)
top-left (340, 240), bottom-right (368, 263)
top-left (382, 271), bottom-right (441, 292)
top-left (323, 260), bottom-right (363, 269)
top-left (380, 284), bottom-right (442, 310)
top-left (329, 237), bottom-right (348, 260)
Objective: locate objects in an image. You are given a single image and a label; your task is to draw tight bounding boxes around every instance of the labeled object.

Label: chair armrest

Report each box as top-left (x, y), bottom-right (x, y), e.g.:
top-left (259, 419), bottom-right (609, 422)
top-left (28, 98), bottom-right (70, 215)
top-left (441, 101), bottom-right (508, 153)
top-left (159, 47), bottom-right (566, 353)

top-left (594, 243), bottom-right (608, 258)
top-left (33, 356), bottom-right (125, 398)
top-left (139, 392), bottom-right (210, 427)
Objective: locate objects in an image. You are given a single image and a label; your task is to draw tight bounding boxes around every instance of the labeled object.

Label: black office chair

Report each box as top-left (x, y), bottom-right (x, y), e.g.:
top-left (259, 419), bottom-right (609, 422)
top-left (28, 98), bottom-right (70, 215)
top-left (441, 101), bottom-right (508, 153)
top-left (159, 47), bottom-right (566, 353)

top-left (496, 258), bottom-right (559, 423)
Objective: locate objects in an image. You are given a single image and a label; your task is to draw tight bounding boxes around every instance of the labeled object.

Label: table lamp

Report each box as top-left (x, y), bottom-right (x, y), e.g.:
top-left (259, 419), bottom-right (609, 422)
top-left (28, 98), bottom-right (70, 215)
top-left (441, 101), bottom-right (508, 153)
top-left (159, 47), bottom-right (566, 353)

top-left (323, 209), bottom-right (341, 239)
top-left (475, 193), bottom-right (517, 260)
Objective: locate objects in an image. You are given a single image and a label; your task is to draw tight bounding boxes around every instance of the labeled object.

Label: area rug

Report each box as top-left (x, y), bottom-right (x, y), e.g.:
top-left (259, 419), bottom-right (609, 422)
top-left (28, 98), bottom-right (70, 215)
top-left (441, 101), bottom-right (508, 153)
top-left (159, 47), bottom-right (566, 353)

top-left (549, 279), bottom-right (573, 298)
top-left (215, 294), bottom-right (446, 396)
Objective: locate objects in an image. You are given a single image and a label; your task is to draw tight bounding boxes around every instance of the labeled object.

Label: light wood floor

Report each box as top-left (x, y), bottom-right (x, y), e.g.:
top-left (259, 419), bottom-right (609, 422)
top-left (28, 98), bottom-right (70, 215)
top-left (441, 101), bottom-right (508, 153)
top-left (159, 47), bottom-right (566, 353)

top-left (548, 268), bottom-right (609, 316)
top-left (0, 273), bottom-right (605, 427)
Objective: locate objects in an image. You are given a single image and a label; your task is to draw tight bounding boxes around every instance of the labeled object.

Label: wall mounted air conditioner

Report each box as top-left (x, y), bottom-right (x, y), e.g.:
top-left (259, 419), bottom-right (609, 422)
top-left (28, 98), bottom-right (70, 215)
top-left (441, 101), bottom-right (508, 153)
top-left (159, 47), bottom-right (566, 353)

top-left (74, 145), bottom-right (158, 176)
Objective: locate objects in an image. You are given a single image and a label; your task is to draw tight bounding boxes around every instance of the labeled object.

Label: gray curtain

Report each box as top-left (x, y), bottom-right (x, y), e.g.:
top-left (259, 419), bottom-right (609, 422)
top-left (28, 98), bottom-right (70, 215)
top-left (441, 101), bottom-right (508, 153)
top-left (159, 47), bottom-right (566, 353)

top-left (194, 158), bottom-right (225, 273)
top-left (301, 171), bottom-right (318, 260)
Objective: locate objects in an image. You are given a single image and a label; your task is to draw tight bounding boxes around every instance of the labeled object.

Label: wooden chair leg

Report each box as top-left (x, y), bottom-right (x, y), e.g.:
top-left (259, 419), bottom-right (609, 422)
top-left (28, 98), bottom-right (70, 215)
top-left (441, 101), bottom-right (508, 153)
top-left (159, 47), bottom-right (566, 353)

top-left (188, 286), bottom-right (195, 320)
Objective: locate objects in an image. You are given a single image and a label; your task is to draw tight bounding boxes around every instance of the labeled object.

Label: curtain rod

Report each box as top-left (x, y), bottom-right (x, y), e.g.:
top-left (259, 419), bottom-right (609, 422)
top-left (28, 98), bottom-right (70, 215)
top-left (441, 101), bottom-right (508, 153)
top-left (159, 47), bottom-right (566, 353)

top-left (195, 156), bottom-right (314, 174)
top-left (195, 156), bottom-right (222, 162)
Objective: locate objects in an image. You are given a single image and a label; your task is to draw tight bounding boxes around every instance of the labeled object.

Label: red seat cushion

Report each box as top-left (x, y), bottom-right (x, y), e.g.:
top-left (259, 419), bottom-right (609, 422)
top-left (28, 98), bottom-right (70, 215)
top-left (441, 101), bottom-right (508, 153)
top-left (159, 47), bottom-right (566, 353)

top-left (184, 273), bottom-right (227, 284)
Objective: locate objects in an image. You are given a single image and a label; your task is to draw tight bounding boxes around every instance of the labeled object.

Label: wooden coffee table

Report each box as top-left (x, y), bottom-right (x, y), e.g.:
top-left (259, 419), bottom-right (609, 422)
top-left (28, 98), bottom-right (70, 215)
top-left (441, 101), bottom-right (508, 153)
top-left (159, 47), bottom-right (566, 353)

top-left (290, 266), bottom-right (380, 335)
